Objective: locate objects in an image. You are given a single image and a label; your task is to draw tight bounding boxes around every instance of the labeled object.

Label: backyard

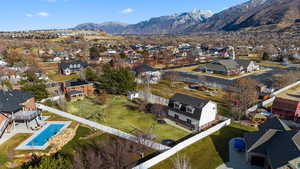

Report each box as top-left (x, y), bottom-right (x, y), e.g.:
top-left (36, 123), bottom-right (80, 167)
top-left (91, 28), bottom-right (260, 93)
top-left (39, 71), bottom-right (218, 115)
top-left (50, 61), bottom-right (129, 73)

top-left (152, 123), bottom-right (256, 169)
top-left (64, 95), bottom-right (189, 141)
top-left (138, 80), bottom-right (227, 103)
top-left (0, 112), bottom-right (77, 168)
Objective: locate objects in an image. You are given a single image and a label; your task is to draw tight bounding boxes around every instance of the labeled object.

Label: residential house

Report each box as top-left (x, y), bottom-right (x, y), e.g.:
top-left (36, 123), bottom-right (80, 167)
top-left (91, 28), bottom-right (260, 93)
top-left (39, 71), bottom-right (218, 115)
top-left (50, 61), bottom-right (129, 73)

top-left (167, 93), bottom-right (218, 131)
top-left (272, 97), bottom-right (300, 121)
top-left (133, 64), bottom-right (161, 84)
top-left (0, 90), bottom-right (40, 138)
top-left (244, 117), bottom-right (300, 169)
top-left (236, 59), bottom-right (260, 73)
top-left (59, 60), bottom-right (88, 75)
top-left (63, 79), bottom-right (94, 101)
top-left (199, 60), bottom-right (241, 75)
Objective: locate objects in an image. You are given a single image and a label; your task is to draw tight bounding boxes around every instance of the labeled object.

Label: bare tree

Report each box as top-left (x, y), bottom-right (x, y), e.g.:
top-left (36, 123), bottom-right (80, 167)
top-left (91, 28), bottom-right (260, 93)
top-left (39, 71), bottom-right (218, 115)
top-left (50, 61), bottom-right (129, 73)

top-left (227, 77), bottom-right (259, 120)
top-left (172, 154), bottom-right (191, 169)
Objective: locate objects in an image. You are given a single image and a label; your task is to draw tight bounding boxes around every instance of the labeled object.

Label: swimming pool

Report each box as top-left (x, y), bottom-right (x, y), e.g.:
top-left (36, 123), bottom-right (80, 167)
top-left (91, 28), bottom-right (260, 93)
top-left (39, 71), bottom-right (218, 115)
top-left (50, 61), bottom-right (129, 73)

top-left (26, 124), bottom-right (65, 146)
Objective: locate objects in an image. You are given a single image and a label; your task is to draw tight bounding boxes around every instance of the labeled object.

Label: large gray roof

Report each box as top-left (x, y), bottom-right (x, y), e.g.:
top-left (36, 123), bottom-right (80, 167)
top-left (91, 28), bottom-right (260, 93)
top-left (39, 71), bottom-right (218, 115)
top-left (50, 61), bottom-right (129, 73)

top-left (244, 117), bottom-right (300, 168)
top-left (0, 90), bottom-right (33, 112)
top-left (168, 93), bottom-right (210, 120)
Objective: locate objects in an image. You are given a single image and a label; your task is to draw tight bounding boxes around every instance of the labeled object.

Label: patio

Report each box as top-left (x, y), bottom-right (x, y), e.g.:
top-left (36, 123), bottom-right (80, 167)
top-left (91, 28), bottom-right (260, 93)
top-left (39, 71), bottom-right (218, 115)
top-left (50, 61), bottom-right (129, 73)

top-left (0, 116), bottom-right (49, 145)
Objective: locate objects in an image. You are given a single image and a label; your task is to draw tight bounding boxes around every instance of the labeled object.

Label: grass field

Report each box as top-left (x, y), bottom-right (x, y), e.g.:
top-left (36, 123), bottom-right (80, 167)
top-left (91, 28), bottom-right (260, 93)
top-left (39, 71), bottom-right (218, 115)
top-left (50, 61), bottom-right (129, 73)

top-left (65, 96), bottom-right (189, 141)
top-left (139, 80), bottom-right (226, 103)
top-left (152, 123), bottom-right (256, 169)
top-left (47, 73), bottom-right (80, 82)
top-left (0, 134), bottom-right (32, 165)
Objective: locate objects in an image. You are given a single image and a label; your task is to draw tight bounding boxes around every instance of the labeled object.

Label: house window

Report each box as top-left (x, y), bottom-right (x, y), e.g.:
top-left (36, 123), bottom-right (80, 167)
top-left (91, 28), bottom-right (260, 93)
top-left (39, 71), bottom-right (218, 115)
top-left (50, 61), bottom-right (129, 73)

top-left (174, 102), bottom-right (181, 110)
top-left (186, 106), bottom-right (195, 114)
top-left (174, 114), bottom-right (179, 119)
top-left (187, 119), bottom-right (192, 124)
top-left (297, 162), bottom-right (300, 169)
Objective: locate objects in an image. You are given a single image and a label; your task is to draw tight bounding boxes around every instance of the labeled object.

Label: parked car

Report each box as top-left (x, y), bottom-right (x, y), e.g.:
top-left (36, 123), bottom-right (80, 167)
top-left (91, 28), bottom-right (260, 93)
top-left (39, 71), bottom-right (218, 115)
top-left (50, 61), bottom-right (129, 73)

top-left (161, 139), bottom-right (176, 146)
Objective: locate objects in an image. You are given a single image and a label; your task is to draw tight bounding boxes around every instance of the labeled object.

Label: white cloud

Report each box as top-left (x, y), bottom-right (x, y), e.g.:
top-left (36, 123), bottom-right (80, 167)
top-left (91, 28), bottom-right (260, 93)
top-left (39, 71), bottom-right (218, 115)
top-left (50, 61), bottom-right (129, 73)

top-left (25, 13), bottom-right (33, 17)
top-left (120, 8), bottom-right (133, 14)
top-left (37, 12), bottom-right (49, 17)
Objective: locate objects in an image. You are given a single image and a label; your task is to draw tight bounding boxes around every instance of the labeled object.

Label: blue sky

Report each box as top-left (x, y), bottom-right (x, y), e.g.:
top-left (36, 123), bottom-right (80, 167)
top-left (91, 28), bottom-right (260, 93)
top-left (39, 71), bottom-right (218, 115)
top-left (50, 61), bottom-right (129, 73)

top-left (0, 0), bottom-right (248, 31)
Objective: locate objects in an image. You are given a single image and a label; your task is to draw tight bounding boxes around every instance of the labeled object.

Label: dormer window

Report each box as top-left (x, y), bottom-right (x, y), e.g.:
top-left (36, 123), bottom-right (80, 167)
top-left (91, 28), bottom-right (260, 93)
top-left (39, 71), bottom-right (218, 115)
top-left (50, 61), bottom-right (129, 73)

top-left (174, 102), bottom-right (181, 110)
top-left (186, 106), bottom-right (195, 114)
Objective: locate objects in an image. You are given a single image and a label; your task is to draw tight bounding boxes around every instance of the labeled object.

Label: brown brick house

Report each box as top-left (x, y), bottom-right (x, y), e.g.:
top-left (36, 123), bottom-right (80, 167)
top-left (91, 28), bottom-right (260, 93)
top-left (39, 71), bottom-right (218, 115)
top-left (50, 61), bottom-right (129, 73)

top-left (63, 79), bottom-right (95, 101)
top-left (0, 90), bottom-right (40, 137)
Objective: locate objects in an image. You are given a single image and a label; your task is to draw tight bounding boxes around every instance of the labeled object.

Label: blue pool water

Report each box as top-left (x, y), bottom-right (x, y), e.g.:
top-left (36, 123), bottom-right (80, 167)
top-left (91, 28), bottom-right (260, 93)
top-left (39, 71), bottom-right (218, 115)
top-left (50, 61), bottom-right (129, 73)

top-left (26, 124), bottom-right (65, 146)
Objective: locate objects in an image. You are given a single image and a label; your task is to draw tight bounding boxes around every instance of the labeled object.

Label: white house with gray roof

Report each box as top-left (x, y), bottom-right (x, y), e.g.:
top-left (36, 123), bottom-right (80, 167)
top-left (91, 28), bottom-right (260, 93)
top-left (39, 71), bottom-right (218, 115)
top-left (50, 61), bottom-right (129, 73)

top-left (167, 93), bottom-right (218, 131)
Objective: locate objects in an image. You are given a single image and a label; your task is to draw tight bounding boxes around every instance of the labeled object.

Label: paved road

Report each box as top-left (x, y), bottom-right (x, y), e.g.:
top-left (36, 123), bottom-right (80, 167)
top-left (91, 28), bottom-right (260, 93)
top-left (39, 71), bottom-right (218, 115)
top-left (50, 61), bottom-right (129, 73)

top-left (217, 138), bottom-right (262, 169)
top-left (164, 66), bottom-right (300, 90)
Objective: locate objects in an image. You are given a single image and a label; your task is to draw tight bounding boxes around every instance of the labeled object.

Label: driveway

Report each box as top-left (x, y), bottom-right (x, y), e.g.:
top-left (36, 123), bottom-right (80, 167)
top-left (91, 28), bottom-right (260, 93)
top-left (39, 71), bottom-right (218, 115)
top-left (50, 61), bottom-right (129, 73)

top-left (216, 138), bottom-right (262, 169)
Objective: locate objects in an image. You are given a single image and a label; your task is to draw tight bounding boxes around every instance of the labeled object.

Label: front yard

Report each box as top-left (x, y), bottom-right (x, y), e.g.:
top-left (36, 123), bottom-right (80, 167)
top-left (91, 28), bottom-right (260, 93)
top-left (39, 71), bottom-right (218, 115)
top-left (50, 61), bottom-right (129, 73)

top-left (64, 95), bottom-right (189, 141)
top-left (152, 123), bottom-right (256, 169)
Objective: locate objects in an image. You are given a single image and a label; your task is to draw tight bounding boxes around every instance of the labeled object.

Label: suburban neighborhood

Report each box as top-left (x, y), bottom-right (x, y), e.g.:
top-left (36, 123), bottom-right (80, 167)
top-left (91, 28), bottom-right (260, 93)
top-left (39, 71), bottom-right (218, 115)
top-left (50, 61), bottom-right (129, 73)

top-left (1, 0), bottom-right (300, 169)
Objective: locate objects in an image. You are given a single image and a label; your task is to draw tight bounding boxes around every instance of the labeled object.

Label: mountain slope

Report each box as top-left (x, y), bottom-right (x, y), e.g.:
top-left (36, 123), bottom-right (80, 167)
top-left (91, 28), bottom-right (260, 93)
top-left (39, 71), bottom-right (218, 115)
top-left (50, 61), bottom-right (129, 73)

top-left (189, 0), bottom-right (300, 32)
top-left (74, 22), bottom-right (128, 34)
top-left (74, 9), bottom-right (213, 35)
top-left (123, 9), bottom-right (213, 34)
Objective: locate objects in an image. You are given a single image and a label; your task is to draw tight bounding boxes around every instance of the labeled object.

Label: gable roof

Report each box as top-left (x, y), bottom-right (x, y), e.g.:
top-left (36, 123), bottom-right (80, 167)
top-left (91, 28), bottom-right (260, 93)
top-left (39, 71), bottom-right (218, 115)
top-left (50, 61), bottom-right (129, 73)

top-left (59, 60), bottom-right (88, 70)
top-left (170, 93), bottom-right (209, 109)
top-left (259, 117), bottom-right (291, 131)
top-left (168, 93), bottom-right (210, 120)
top-left (0, 90), bottom-right (33, 112)
top-left (272, 97), bottom-right (300, 113)
top-left (205, 59), bottom-right (240, 72)
top-left (236, 59), bottom-right (252, 68)
top-left (133, 64), bottom-right (157, 74)
top-left (245, 117), bottom-right (300, 169)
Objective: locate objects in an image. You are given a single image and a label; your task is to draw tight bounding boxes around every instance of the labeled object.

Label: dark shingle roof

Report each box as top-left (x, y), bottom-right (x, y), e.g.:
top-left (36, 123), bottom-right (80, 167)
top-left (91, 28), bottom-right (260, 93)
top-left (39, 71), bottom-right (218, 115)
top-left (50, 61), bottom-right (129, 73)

top-left (245, 117), bottom-right (300, 169)
top-left (168, 93), bottom-right (210, 119)
top-left (0, 90), bottom-right (33, 112)
top-left (259, 117), bottom-right (291, 131)
top-left (133, 64), bottom-right (157, 74)
top-left (236, 59), bottom-right (252, 68)
top-left (204, 59), bottom-right (240, 72)
top-left (65, 79), bottom-right (89, 87)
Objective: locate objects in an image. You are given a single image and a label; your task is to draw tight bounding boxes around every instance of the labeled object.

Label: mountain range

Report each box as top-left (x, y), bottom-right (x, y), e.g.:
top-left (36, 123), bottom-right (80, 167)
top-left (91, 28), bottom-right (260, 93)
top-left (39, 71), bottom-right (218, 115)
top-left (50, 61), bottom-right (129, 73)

top-left (74, 0), bottom-right (300, 34)
top-left (74, 9), bottom-right (213, 34)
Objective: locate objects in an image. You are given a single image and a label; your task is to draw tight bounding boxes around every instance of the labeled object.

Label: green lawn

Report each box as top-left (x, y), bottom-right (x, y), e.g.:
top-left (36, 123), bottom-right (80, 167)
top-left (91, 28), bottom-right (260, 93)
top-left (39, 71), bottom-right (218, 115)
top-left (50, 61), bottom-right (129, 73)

top-left (65, 96), bottom-right (189, 141)
top-left (47, 73), bottom-right (80, 82)
top-left (152, 123), bottom-right (256, 169)
top-left (0, 133), bottom-right (32, 166)
top-left (138, 80), bottom-right (226, 103)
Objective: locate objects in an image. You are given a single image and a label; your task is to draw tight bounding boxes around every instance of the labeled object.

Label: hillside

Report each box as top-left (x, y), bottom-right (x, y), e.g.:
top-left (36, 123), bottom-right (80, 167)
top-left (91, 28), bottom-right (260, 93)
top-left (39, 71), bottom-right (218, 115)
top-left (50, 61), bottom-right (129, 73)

top-left (188, 0), bottom-right (300, 32)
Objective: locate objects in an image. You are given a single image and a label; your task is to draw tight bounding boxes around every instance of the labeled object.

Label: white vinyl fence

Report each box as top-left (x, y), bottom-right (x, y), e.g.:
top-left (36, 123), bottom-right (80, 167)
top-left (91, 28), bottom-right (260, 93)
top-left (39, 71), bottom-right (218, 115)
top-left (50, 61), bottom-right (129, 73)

top-left (132, 119), bottom-right (231, 169)
top-left (129, 91), bottom-right (169, 105)
top-left (247, 80), bottom-right (300, 113)
top-left (37, 104), bottom-right (170, 151)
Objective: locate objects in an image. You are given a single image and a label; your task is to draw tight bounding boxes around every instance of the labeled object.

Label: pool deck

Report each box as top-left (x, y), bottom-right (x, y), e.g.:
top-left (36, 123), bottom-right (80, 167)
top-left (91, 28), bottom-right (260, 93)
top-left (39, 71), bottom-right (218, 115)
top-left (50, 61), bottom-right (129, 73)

top-left (0, 116), bottom-right (50, 145)
top-left (15, 121), bottom-right (71, 150)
